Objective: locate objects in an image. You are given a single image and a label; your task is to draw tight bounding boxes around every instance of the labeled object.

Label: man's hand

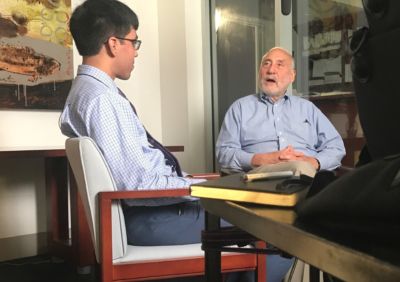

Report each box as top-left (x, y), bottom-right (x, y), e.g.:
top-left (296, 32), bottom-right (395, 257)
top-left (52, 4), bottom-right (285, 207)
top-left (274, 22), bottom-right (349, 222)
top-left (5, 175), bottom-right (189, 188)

top-left (251, 150), bottom-right (281, 167)
top-left (295, 155), bottom-right (320, 170)
top-left (279, 145), bottom-right (304, 160)
top-left (251, 145), bottom-right (320, 170)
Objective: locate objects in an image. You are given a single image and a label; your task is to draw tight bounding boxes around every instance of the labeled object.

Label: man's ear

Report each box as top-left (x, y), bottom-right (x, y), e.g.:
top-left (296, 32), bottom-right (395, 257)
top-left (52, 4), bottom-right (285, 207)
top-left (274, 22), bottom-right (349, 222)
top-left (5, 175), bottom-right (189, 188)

top-left (104, 37), bottom-right (118, 57)
top-left (291, 69), bottom-right (296, 82)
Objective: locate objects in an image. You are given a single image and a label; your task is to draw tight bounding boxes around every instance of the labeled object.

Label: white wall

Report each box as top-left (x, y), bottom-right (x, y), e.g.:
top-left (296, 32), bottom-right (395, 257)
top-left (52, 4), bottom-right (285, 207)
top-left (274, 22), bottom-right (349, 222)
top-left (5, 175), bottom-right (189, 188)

top-left (0, 0), bottom-right (209, 261)
top-left (157, 0), bottom-right (210, 172)
top-left (120, 0), bottom-right (211, 173)
top-left (120, 0), bottom-right (163, 138)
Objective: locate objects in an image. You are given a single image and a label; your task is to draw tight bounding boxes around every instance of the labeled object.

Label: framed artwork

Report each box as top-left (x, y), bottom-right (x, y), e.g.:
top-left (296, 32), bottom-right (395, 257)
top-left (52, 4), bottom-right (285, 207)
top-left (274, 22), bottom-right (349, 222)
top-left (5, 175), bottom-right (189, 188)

top-left (0, 0), bottom-right (73, 110)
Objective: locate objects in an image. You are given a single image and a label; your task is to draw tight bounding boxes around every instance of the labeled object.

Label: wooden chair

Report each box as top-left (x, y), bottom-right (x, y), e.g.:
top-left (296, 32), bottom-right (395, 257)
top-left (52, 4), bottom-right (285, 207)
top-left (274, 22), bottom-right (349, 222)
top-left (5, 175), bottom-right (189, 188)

top-left (65, 137), bottom-right (265, 281)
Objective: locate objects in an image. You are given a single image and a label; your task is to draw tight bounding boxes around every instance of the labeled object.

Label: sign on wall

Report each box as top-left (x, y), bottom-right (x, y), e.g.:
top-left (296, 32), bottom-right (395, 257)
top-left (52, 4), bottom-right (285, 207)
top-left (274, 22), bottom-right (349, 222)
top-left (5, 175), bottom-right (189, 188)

top-left (0, 0), bottom-right (73, 110)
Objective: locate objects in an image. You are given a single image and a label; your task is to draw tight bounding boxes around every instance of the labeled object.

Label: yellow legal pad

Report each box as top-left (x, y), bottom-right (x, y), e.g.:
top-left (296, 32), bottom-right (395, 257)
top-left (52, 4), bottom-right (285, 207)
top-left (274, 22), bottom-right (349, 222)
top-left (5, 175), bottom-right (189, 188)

top-left (190, 173), bottom-right (311, 207)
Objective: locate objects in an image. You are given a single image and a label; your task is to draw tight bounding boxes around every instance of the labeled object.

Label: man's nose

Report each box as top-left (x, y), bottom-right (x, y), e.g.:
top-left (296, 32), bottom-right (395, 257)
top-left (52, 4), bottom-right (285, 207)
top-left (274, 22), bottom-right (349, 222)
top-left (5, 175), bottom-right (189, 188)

top-left (267, 64), bottom-right (276, 73)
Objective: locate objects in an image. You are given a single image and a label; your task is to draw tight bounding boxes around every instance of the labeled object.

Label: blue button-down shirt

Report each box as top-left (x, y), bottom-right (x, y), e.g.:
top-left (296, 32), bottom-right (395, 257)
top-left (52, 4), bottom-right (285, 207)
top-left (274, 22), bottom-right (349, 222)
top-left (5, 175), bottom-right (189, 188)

top-left (60, 65), bottom-right (201, 206)
top-left (216, 93), bottom-right (346, 171)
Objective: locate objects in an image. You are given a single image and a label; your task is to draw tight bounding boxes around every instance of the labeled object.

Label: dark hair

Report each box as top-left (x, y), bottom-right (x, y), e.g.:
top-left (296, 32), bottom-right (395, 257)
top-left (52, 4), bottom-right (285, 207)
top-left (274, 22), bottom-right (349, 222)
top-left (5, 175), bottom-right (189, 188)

top-left (69, 0), bottom-right (139, 56)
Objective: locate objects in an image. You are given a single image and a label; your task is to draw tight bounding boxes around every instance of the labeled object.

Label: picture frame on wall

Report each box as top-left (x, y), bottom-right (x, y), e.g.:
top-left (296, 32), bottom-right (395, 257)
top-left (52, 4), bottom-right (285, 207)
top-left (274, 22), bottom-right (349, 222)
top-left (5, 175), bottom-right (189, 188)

top-left (0, 0), bottom-right (73, 110)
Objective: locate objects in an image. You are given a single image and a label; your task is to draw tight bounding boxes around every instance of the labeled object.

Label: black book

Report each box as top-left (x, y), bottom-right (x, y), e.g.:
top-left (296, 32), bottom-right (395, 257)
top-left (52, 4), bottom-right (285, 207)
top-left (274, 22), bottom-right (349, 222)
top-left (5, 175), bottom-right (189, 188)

top-left (190, 173), bottom-right (312, 207)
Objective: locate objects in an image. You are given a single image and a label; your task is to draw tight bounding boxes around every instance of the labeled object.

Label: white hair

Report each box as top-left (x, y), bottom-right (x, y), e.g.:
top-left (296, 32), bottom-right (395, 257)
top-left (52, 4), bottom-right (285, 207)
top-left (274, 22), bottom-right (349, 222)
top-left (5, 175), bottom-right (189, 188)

top-left (261, 47), bottom-right (295, 69)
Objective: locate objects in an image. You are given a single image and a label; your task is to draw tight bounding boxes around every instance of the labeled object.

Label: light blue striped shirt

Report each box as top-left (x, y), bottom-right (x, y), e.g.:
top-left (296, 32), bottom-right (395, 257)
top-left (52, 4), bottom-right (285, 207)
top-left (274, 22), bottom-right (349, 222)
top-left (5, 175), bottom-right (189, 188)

top-left (216, 93), bottom-right (346, 172)
top-left (60, 65), bottom-right (201, 206)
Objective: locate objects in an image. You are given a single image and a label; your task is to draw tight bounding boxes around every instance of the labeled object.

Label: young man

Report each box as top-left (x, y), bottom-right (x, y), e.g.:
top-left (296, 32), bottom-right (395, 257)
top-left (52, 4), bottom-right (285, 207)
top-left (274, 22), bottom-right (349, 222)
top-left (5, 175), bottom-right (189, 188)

top-left (60, 0), bottom-right (207, 247)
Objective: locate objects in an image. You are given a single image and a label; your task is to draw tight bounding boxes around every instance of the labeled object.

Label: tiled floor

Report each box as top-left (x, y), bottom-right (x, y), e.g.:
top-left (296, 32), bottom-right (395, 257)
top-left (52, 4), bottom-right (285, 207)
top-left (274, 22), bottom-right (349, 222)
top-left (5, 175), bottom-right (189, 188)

top-left (0, 255), bottom-right (262, 282)
top-left (0, 255), bottom-right (208, 282)
top-left (0, 255), bottom-right (95, 282)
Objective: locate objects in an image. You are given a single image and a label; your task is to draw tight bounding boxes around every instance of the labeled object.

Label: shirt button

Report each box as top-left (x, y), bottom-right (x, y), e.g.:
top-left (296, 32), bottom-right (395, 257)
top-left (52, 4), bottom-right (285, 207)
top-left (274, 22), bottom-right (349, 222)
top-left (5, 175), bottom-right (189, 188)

top-left (278, 131), bottom-right (282, 135)
top-left (281, 138), bottom-right (285, 142)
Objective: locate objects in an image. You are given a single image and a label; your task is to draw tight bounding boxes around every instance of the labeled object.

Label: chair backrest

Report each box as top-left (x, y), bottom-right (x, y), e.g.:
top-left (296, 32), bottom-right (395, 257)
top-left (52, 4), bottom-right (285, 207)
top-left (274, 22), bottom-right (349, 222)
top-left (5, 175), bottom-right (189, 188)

top-left (65, 137), bottom-right (128, 262)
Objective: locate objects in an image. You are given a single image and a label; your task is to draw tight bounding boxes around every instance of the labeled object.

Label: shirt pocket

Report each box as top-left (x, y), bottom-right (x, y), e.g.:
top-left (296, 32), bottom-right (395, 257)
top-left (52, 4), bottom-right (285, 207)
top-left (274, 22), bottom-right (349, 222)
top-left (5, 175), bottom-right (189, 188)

top-left (290, 119), bottom-right (315, 145)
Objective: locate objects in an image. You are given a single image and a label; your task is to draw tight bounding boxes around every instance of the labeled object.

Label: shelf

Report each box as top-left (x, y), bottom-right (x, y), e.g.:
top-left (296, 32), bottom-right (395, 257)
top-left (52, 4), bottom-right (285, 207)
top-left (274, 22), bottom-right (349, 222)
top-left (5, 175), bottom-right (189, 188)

top-left (302, 44), bottom-right (341, 56)
top-left (308, 92), bottom-right (355, 101)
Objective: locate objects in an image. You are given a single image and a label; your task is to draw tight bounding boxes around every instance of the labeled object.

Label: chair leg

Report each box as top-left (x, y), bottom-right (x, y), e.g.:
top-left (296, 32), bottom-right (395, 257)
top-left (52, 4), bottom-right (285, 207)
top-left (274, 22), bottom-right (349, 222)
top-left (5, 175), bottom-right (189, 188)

top-left (256, 241), bottom-right (267, 282)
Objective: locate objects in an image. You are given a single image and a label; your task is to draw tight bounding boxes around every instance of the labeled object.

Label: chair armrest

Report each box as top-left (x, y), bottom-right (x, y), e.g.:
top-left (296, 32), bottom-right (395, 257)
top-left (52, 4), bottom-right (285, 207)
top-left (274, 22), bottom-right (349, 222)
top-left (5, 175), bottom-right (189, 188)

top-left (98, 188), bottom-right (190, 201)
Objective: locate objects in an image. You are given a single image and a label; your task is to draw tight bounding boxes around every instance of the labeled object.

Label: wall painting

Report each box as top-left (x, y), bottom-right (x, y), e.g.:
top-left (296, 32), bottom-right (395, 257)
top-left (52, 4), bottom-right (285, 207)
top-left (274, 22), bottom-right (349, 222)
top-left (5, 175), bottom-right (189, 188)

top-left (0, 0), bottom-right (73, 110)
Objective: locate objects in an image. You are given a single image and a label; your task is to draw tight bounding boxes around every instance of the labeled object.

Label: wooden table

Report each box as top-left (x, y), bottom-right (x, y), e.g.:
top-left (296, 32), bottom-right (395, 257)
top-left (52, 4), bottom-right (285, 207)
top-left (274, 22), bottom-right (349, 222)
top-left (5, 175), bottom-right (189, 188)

top-left (0, 147), bottom-right (94, 268)
top-left (201, 198), bottom-right (400, 282)
top-left (0, 145), bottom-right (184, 269)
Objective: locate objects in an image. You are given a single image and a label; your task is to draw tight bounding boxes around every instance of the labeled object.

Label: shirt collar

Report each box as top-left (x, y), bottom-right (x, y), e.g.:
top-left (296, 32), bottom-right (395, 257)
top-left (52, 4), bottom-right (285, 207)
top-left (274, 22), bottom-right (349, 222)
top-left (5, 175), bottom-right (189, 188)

top-left (77, 64), bottom-right (119, 95)
top-left (259, 91), bottom-right (289, 105)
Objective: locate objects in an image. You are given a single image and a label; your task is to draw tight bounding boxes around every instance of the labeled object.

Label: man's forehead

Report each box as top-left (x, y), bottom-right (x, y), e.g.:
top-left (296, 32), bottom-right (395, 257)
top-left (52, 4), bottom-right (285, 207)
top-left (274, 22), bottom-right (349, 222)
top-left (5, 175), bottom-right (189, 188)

top-left (263, 50), bottom-right (290, 62)
top-left (127, 28), bottom-right (138, 38)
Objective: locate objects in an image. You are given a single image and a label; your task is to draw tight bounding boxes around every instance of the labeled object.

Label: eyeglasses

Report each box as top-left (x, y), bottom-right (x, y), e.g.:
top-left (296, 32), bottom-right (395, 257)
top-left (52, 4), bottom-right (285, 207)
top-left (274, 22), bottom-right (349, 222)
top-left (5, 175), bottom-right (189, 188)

top-left (115, 37), bottom-right (142, 50)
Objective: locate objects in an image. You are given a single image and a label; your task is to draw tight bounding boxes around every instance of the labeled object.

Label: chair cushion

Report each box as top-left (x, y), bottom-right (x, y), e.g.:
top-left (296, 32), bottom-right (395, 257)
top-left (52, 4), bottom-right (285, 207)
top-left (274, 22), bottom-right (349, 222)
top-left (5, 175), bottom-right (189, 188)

top-left (114, 243), bottom-right (203, 263)
top-left (114, 243), bottom-right (250, 263)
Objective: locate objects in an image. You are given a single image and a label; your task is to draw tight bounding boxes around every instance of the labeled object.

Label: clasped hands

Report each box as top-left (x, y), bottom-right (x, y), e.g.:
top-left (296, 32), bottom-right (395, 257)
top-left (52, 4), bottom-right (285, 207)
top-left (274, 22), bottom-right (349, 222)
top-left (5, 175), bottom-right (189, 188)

top-left (251, 145), bottom-right (320, 170)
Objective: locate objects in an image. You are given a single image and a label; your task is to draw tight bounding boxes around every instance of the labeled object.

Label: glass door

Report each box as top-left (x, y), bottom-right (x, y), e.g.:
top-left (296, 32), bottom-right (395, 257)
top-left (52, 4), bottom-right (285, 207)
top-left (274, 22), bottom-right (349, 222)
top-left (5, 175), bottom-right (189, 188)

top-left (209, 0), bottom-right (367, 168)
top-left (292, 0), bottom-right (367, 96)
top-left (210, 0), bottom-right (279, 170)
top-left (292, 0), bottom-right (367, 166)
top-left (211, 0), bottom-right (275, 129)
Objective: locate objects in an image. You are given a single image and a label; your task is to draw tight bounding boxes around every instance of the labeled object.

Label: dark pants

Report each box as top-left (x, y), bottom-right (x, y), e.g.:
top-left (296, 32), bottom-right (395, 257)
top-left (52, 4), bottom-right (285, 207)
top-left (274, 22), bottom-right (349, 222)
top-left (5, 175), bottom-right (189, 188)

top-left (123, 200), bottom-right (208, 245)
